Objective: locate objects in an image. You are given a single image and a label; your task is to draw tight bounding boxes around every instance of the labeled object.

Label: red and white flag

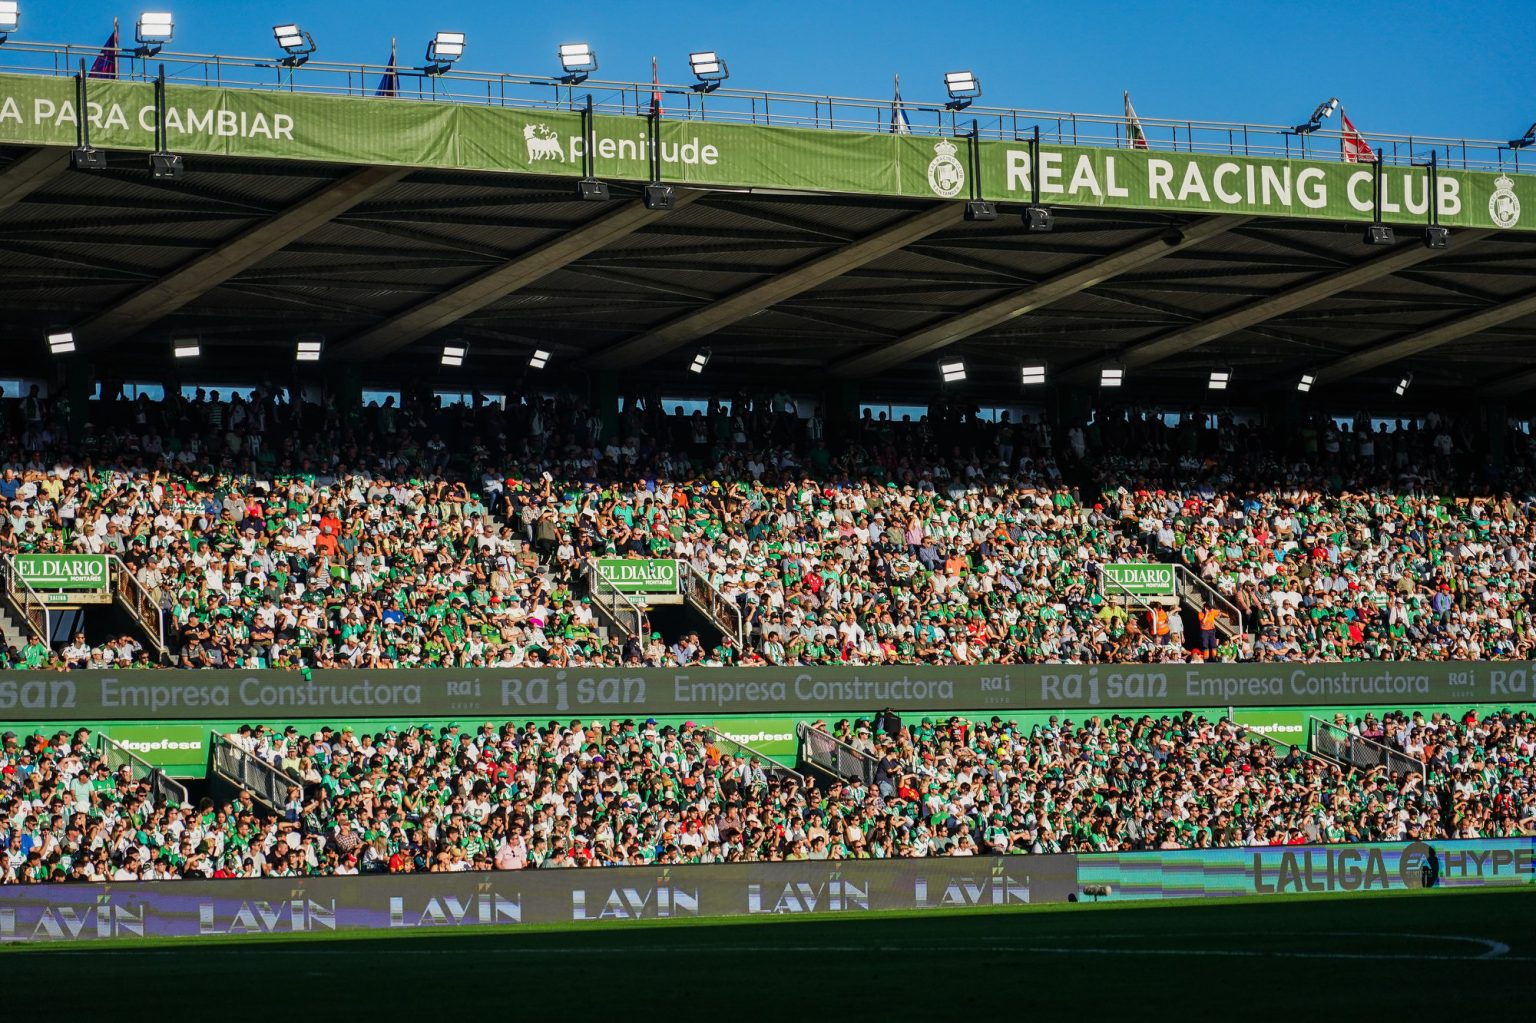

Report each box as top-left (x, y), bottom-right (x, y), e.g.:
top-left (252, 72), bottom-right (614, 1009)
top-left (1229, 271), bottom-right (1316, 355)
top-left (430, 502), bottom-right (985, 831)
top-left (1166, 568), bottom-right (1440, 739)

top-left (1341, 110), bottom-right (1375, 163)
top-left (1124, 90), bottom-right (1149, 150)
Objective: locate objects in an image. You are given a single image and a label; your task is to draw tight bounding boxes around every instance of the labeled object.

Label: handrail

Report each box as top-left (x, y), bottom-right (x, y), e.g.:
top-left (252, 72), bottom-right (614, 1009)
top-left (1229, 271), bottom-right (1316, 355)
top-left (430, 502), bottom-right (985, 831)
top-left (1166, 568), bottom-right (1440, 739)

top-left (0, 554), bottom-right (52, 647)
top-left (1173, 564), bottom-right (1246, 640)
top-left (94, 732), bottom-right (189, 808)
top-left (699, 726), bottom-right (805, 786)
top-left (796, 722), bottom-right (878, 787)
top-left (0, 40), bottom-right (1525, 173)
top-left (108, 555), bottom-right (168, 660)
top-left (207, 731), bottom-right (297, 812)
top-left (585, 558), bottom-right (648, 644)
top-left (1307, 716), bottom-right (1427, 781)
top-left (679, 560), bottom-right (744, 647)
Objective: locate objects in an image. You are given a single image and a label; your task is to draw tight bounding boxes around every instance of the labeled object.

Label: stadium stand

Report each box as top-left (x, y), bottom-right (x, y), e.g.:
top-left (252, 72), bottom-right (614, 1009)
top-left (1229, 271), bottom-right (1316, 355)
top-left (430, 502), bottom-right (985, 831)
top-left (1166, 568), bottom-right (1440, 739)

top-left (2, 707), bottom-right (1529, 881)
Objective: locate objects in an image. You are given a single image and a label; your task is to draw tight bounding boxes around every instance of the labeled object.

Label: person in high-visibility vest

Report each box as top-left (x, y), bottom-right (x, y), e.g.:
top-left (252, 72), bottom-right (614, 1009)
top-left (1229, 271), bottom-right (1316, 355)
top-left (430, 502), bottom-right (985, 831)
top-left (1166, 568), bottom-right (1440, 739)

top-left (1197, 607), bottom-right (1222, 653)
top-left (1150, 607), bottom-right (1170, 645)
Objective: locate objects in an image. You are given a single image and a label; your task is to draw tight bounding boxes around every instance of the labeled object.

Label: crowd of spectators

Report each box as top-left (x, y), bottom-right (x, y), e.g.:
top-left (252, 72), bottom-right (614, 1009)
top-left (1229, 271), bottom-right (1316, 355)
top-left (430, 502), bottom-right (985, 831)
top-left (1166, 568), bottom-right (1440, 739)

top-left (2, 384), bottom-right (1535, 670)
top-left (2, 706), bottom-right (1529, 882)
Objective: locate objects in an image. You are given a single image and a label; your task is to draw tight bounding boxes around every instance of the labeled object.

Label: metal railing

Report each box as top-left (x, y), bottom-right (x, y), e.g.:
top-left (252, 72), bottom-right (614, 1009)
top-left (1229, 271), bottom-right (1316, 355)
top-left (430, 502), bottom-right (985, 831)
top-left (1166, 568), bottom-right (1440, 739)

top-left (208, 731), bottom-right (297, 812)
top-left (1174, 564), bottom-right (1246, 641)
top-left (699, 726), bottom-right (805, 785)
top-left (94, 732), bottom-right (189, 808)
top-left (108, 555), bottom-right (168, 660)
top-left (1307, 717), bottom-right (1426, 780)
top-left (0, 555), bottom-right (52, 646)
top-left (585, 559), bottom-right (649, 644)
top-left (680, 560), bottom-right (745, 647)
top-left (796, 723), bottom-right (878, 787)
top-left (0, 40), bottom-right (1527, 173)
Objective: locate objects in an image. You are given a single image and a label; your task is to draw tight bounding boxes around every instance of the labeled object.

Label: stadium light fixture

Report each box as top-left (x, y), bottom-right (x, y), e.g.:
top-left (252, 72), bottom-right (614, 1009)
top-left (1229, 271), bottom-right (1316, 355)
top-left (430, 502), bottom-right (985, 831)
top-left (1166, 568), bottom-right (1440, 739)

top-left (1020, 364), bottom-right (1046, 386)
top-left (0, 2), bottom-right (20, 43)
top-left (688, 348), bottom-right (711, 374)
top-left (1292, 96), bottom-right (1338, 136)
top-left (528, 348), bottom-right (550, 370)
top-left (944, 70), bottom-right (980, 111)
top-left (1100, 365), bottom-right (1124, 388)
top-left (689, 51), bottom-right (728, 92)
top-left (172, 337), bottom-right (200, 359)
top-left (558, 42), bottom-right (597, 84)
top-left (295, 335), bottom-right (323, 362)
top-left (1395, 372), bottom-right (1412, 397)
top-left (424, 31), bottom-right (465, 74)
top-left (1508, 122), bottom-right (1536, 150)
top-left (135, 12), bottom-right (174, 57)
top-left (1423, 225), bottom-right (1450, 250)
top-left (1363, 222), bottom-right (1395, 246)
top-left (939, 358), bottom-right (967, 384)
top-left (440, 343), bottom-right (467, 368)
top-left (1208, 368), bottom-right (1231, 391)
top-left (1297, 373), bottom-right (1316, 393)
top-left (272, 23), bottom-right (315, 67)
top-left (46, 330), bottom-right (75, 356)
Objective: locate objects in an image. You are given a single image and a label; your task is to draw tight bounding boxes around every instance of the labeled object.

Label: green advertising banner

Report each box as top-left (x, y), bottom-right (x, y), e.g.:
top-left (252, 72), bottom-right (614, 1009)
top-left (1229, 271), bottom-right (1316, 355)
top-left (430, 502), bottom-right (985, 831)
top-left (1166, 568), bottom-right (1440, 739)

top-left (1, 660), bottom-right (1532, 723)
top-left (0, 73), bottom-right (1529, 231)
top-left (13, 554), bottom-right (109, 591)
top-left (1102, 563), bottom-right (1176, 597)
top-left (595, 558), bottom-right (679, 594)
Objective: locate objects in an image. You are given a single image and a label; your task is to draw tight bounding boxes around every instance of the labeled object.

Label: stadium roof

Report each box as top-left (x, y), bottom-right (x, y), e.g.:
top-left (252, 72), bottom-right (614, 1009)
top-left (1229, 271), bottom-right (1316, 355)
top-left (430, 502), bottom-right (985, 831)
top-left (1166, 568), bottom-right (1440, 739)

top-left (1, 46), bottom-right (1534, 404)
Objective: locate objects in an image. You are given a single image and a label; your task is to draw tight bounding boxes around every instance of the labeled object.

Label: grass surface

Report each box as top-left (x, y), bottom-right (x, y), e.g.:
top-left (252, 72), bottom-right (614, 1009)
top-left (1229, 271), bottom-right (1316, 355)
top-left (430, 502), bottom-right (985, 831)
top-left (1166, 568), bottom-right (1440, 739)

top-left (4, 887), bottom-right (1532, 1016)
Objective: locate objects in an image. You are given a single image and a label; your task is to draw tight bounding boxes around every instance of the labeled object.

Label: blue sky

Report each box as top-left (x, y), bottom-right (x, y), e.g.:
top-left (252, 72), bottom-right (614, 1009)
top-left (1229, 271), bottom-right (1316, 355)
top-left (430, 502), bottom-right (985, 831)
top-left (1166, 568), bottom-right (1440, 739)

top-left (18, 0), bottom-right (1536, 142)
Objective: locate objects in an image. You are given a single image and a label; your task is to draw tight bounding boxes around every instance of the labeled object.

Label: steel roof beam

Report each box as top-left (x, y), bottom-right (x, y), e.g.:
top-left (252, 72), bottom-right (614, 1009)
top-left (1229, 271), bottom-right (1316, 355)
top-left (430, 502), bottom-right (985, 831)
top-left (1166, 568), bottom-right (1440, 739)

top-left (1310, 286), bottom-right (1536, 388)
top-left (829, 215), bottom-right (1245, 377)
top-left (0, 148), bottom-right (69, 214)
top-left (1092, 229), bottom-right (1491, 374)
top-left (586, 202), bottom-right (961, 371)
top-left (338, 192), bottom-right (700, 360)
top-left (72, 165), bottom-right (409, 351)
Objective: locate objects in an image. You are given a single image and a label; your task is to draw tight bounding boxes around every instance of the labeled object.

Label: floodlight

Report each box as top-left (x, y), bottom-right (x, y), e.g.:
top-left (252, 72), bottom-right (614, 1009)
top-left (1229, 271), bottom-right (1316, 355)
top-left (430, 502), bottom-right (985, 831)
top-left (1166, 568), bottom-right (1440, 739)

top-left (965, 200), bottom-right (998, 221)
top-left (644, 184), bottom-right (675, 210)
top-left (272, 23), bottom-right (315, 65)
top-left (939, 358), bottom-right (966, 384)
top-left (1363, 223), bottom-right (1395, 246)
top-left (689, 51), bottom-right (728, 90)
top-left (558, 42), bottom-right (597, 83)
top-left (1020, 364), bottom-right (1046, 386)
top-left (295, 335), bottom-right (323, 362)
top-left (172, 338), bottom-right (200, 359)
top-left (1292, 97), bottom-right (1339, 136)
top-left (1508, 122), bottom-right (1536, 150)
top-left (1022, 206), bottom-right (1054, 232)
top-left (441, 343), bottom-right (466, 367)
top-left (1208, 368), bottom-right (1231, 391)
top-left (1423, 226), bottom-right (1449, 250)
top-left (1297, 373), bottom-right (1316, 393)
top-left (689, 348), bottom-right (711, 374)
top-left (135, 12), bottom-right (173, 55)
top-left (0, 2), bottom-right (20, 41)
top-left (424, 31), bottom-right (465, 72)
top-left (944, 70), bottom-right (980, 110)
top-left (528, 349), bottom-right (550, 370)
top-left (1100, 366), bottom-right (1124, 388)
top-left (46, 331), bottom-right (75, 355)
top-left (1395, 372), bottom-right (1412, 397)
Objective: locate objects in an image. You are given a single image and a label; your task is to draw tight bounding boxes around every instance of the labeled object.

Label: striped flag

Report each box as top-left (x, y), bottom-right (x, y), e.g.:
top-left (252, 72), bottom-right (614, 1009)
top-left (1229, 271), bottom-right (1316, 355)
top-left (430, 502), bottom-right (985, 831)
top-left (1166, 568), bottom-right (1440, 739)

top-left (375, 38), bottom-right (399, 97)
top-left (651, 56), bottom-right (663, 116)
top-left (1340, 110), bottom-right (1375, 163)
top-left (88, 19), bottom-right (118, 79)
top-left (891, 74), bottom-right (912, 134)
top-left (1124, 90), bottom-right (1149, 149)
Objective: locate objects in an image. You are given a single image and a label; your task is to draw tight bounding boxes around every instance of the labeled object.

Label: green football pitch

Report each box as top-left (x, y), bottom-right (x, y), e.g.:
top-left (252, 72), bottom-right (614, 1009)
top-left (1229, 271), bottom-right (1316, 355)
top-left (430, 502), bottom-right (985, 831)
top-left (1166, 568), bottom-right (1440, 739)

top-left (4, 887), bottom-right (1532, 1015)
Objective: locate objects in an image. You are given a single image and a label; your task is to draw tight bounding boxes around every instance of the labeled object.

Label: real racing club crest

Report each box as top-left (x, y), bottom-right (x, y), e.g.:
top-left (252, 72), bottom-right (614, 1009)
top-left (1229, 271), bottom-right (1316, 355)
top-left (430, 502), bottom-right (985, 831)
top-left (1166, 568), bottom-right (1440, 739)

top-left (927, 138), bottom-right (965, 198)
top-left (1489, 174), bottom-right (1521, 228)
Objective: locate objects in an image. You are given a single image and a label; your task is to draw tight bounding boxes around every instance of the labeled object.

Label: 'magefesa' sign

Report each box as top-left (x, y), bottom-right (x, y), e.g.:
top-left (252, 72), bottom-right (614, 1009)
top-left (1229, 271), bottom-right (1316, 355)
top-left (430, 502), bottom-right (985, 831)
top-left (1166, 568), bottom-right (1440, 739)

top-left (0, 72), bottom-right (1528, 232)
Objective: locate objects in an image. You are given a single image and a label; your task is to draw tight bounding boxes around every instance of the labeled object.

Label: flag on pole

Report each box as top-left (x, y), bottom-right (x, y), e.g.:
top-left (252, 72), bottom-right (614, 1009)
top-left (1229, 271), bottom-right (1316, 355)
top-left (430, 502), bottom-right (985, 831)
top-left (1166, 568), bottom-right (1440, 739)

top-left (891, 74), bottom-right (912, 134)
top-left (375, 38), bottom-right (399, 97)
top-left (651, 57), bottom-right (663, 116)
top-left (88, 19), bottom-right (119, 79)
top-left (1340, 110), bottom-right (1375, 163)
top-left (1123, 90), bottom-right (1149, 150)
